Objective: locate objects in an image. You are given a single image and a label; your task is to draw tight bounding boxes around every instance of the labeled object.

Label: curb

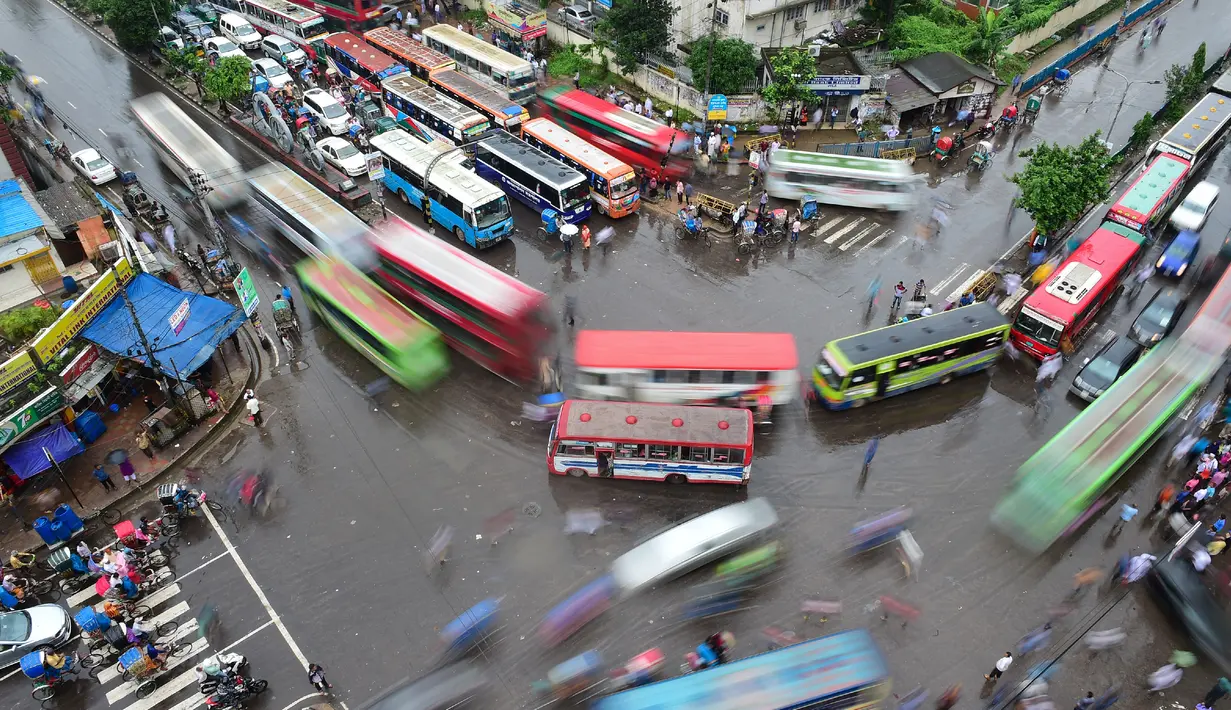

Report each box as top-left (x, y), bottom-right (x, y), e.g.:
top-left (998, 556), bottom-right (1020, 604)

top-left (18, 327), bottom-right (262, 556)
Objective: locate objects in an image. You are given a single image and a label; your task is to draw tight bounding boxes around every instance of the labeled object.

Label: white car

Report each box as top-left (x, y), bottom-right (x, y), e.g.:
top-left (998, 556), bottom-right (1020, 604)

top-left (0, 605), bottom-right (74, 669)
top-left (317, 137), bottom-right (367, 177)
top-left (251, 58), bottom-right (294, 90)
top-left (557, 5), bottom-right (595, 31)
top-left (261, 35), bottom-right (307, 69)
top-left (301, 88), bottom-right (351, 136)
top-left (202, 37), bottom-right (246, 60)
top-left (70, 148), bottom-right (118, 184)
top-left (1170, 180), bottom-right (1220, 232)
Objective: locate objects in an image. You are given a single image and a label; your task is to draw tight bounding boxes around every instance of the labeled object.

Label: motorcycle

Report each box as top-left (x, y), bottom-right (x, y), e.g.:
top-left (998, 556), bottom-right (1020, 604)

top-left (197, 653), bottom-right (248, 695)
top-left (205, 674), bottom-right (267, 710)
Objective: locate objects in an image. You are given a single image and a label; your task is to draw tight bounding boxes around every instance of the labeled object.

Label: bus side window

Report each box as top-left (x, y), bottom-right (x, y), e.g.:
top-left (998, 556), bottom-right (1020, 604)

top-left (464, 208), bottom-right (475, 227)
top-left (651, 370), bottom-right (667, 383)
top-left (564, 444), bottom-right (594, 456)
top-left (648, 444), bottom-right (672, 459)
top-left (712, 448), bottom-right (731, 463)
top-left (664, 370), bottom-right (688, 384)
top-left (688, 447), bottom-right (711, 463)
top-left (756, 371), bottom-right (770, 383)
top-left (727, 449), bottom-right (745, 465)
top-left (617, 443), bottom-right (645, 459)
top-left (896, 356), bottom-right (915, 371)
top-left (687, 370), bottom-right (701, 384)
top-left (722, 371), bottom-right (735, 384)
top-left (699, 370), bottom-right (723, 384)
top-left (731, 371), bottom-right (755, 384)
top-left (849, 367), bottom-right (875, 385)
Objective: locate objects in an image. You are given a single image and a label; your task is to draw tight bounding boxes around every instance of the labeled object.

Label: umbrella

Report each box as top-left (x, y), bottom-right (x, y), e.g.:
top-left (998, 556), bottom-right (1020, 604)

top-left (956, 109), bottom-right (971, 121)
top-left (1171, 650), bottom-right (1197, 667)
top-left (105, 449), bottom-right (129, 465)
top-left (25, 75), bottom-right (46, 86)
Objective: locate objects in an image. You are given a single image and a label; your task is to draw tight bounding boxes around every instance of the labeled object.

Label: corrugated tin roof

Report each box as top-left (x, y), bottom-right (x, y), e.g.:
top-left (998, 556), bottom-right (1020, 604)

top-left (884, 68), bottom-right (936, 113)
top-left (0, 179), bottom-right (44, 239)
top-left (36, 183), bottom-right (99, 228)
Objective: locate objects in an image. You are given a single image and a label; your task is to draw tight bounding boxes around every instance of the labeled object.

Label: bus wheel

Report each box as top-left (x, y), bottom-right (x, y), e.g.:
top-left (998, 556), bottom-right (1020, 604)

top-left (940, 374), bottom-right (954, 384)
top-left (455, 227), bottom-right (465, 243)
top-left (666, 474), bottom-right (688, 485)
top-left (566, 468), bottom-right (587, 478)
top-left (398, 190), bottom-right (409, 204)
top-left (852, 398), bottom-right (867, 408)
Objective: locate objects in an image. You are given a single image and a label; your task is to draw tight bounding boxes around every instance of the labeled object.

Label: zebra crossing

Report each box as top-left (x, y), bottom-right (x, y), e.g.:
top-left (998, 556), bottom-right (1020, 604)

top-left (807, 214), bottom-right (898, 255)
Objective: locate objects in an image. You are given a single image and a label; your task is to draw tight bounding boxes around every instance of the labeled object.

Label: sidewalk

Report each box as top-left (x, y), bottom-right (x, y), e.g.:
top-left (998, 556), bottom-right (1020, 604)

top-left (0, 329), bottom-right (256, 554)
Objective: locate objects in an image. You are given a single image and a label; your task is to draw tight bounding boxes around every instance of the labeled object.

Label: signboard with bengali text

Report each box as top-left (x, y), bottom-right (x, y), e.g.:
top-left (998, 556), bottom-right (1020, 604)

top-left (58, 344), bottom-right (101, 386)
top-left (232, 268), bottom-right (260, 317)
top-left (0, 388), bottom-right (64, 449)
top-left (707, 95), bottom-right (728, 121)
top-left (0, 351), bottom-right (37, 399)
top-left (32, 259), bottom-right (134, 364)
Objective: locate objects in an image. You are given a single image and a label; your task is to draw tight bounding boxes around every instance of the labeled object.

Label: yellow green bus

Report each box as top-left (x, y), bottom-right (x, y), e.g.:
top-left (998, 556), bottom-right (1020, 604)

top-left (813, 302), bottom-right (1010, 409)
top-left (296, 258), bottom-right (449, 390)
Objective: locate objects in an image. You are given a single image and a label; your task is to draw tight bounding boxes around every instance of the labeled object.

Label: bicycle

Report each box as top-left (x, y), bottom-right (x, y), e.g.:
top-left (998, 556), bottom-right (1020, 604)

top-left (80, 508), bottom-right (123, 536)
top-left (80, 620), bottom-right (182, 678)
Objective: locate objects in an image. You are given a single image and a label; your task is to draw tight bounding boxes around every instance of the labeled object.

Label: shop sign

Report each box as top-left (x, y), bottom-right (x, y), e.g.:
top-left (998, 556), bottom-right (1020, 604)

top-left (804, 74), bottom-right (871, 96)
top-left (488, 4), bottom-right (547, 36)
top-left (169, 298), bottom-right (191, 336)
top-left (32, 258), bottom-right (135, 364)
top-left (707, 95), bottom-right (728, 121)
top-left (232, 268), bottom-right (260, 317)
top-left (0, 351), bottom-right (37, 398)
top-left (366, 153), bottom-right (385, 182)
top-left (59, 344), bottom-right (101, 386)
top-left (0, 388), bottom-right (64, 449)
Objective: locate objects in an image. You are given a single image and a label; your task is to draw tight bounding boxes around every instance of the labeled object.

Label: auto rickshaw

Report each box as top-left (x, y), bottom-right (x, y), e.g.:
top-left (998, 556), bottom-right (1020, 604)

top-left (968, 140), bottom-right (994, 171)
top-left (1052, 68), bottom-right (1071, 96)
top-left (356, 99), bottom-right (383, 133)
top-left (531, 651), bottom-right (603, 700)
top-left (931, 135), bottom-right (956, 166)
top-left (1023, 95), bottom-right (1042, 125)
top-left (714, 541), bottom-right (781, 586)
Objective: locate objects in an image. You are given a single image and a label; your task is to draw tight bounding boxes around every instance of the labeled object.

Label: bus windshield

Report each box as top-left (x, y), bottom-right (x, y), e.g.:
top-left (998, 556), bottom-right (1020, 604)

top-left (1014, 309), bottom-right (1062, 348)
top-left (610, 172), bottom-right (637, 200)
top-left (474, 196), bottom-right (511, 228)
top-left (815, 351), bottom-right (843, 390)
top-left (562, 181), bottom-right (590, 209)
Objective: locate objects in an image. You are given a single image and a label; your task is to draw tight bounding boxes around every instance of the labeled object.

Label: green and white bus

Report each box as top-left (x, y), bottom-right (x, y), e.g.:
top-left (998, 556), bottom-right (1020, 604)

top-left (813, 302), bottom-right (1010, 409)
top-left (764, 150), bottom-right (918, 211)
top-left (296, 258), bottom-right (449, 391)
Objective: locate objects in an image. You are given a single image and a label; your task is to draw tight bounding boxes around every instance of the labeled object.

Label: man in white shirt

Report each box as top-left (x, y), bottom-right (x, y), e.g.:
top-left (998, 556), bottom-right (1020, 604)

top-left (643, 97), bottom-right (653, 117)
top-left (985, 651), bottom-right (1013, 682)
top-left (246, 397), bottom-right (263, 427)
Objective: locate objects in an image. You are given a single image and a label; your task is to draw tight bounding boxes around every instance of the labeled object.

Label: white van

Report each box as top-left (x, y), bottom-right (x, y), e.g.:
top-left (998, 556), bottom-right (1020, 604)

top-left (1171, 180), bottom-right (1220, 232)
top-left (218, 13), bottom-right (262, 50)
top-left (610, 498), bottom-right (778, 597)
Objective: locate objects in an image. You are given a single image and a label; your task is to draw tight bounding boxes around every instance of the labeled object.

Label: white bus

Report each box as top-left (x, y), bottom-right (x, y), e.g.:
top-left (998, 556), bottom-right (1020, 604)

top-left (573, 330), bottom-right (799, 406)
top-left (244, 163), bottom-right (374, 268)
top-left (764, 150), bottom-right (918, 211)
top-left (421, 25), bottom-right (536, 105)
top-left (370, 131), bottom-right (514, 249)
top-left (129, 93), bottom-right (248, 210)
top-left (381, 74), bottom-right (490, 146)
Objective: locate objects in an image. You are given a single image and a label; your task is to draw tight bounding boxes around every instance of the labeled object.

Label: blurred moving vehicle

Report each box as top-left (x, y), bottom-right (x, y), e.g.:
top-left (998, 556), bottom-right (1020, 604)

top-left (763, 150), bottom-right (917, 211)
top-left (1170, 181), bottom-right (1219, 232)
top-left (358, 661), bottom-right (491, 710)
top-left (1157, 229), bottom-right (1202, 278)
top-left (0, 605), bottom-right (73, 669)
top-left (70, 148), bottom-right (118, 184)
top-left (1147, 558), bottom-right (1231, 674)
top-left (609, 498), bottom-right (778, 597)
top-left (1130, 288), bottom-right (1189, 346)
top-left (1069, 336), bottom-right (1143, 402)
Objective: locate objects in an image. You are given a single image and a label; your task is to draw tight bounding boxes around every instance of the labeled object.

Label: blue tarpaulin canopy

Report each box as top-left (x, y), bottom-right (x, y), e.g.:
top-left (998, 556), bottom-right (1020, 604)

top-left (3, 423), bottom-right (84, 481)
top-left (81, 274), bottom-right (246, 380)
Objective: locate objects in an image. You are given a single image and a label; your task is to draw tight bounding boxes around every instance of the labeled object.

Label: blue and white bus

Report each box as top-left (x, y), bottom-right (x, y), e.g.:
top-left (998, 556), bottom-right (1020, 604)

top-left (473, 131), bottom-right (591, 224)
top-left (381, 74), bottom-right (490, 147)
top-left (370, 131), bottom-right (514, 249)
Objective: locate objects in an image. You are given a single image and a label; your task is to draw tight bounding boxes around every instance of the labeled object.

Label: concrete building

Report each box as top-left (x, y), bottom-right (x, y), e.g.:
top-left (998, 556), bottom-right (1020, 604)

top-left (0, 179), bottom-right (68, 311)
top-left (675, 0), bottom-right (861, 57)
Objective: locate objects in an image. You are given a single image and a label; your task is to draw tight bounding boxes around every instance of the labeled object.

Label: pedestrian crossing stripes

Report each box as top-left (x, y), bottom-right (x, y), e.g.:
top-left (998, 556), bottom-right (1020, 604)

top-left (104, 637), bottom-right (210, 704)
top-left (804, 214), bottom-right (898, 256)
top-left (68, 566), bottom-right (174, 609)
top-left (839, 225), bottom-right (878, 251)
top-left (930, 264), bottom-right (970, 296)
top-left (824, 216), bottom-right (865, 244)
top-left (854, 230), bottom-right (894, 257)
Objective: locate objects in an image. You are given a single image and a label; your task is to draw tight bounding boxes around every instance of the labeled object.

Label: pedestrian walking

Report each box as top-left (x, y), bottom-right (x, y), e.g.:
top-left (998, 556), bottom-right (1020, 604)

top-left (829, 107), bottom-right (838, 128)
top-left (573, 70), bottom-right (580, 90)
top-left (247, 396), bottom-right (264, 428)
top-left (563, 294), bottom-right (576, 327)
top-left (595, 226), bottom-right (614, 253)
top-left (935, 684), bottom-right (961, 710)
top-left (892, 281), bottom-right (906, 309)
top-left (93, 464), bottom-right (116, 492)
top-left (790, 216), bottom-right (801, 243)
top-left (684, 182), bottom-right (693, 205)
top-left (675, 180), bottom-right (684, 203)
top-left (912, 278), bottom-right (926, 301)
top-left (1074, 691), bottom-right (1095, 709)
top-left (136, 429), bottom-right (154, 460)
top-left (1148, 664), bottom-right (1182, 693)
top-left (1110, 502), bottom-right (1137, 535)
top-left (580, 224), bottom-right (591, 249)
top-left (1149, 483), bottom-right (1175, 517)
top-left (561, 226), bottom-right (573, 254)
top-left (307, 663), bottom-right (332, 691)
top-left (1217, 514), bottom-right (1228, 534)
top-left (1204, 677), bottom-right (1231, 707)
top-left (433, 1), bottom-right (442, 22)
top-left (985, 651), bottom-right (1013, 682)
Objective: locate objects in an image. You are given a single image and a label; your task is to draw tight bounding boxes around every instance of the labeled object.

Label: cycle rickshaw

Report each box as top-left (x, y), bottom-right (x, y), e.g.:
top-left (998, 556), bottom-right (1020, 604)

top-left (21, 650), bottom-right (79, 703)
top-left (117, 643), bottom-right (185, 699)
top-left (272, 298), bottom-right (300, 358)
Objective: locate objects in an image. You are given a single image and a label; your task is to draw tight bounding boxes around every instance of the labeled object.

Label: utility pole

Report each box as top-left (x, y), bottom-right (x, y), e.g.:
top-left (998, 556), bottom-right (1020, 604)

top-left (118, 272), bottom-right (181, 413)
top-left (189, 170), bottom-right (226, 253)
top-left (699, 0), bottom-right (726, 140)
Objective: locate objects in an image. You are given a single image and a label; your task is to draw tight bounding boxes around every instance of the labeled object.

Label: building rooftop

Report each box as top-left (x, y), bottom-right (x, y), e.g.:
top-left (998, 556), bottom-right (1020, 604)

top-left (36, 183), bottom-right (99, 229)
top-left (899, 52), bottom-right (1002, 94)
top-left (0, 180), bottom-right (45, 240)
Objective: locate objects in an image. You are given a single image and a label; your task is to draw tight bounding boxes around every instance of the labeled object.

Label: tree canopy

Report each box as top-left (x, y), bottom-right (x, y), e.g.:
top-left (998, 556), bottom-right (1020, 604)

top-left (886, 0), bottom-right (976, 62)
top-left (1011, 134), bottom-right (1112, 235)
top-left (596, 0), bottom-right (676, 73)
top-left (203, 56), bottom-right (253, 107)
top-left (0, 305), bottom-right (57, 344)
top-left (966, 9), bottom-right (1010, 69)
top-left (91, 0), bottom-right (174, 51)
top-left (760, 47), bottom-right (816, 115)
top-left (686, 37), bottom-right (757, 96)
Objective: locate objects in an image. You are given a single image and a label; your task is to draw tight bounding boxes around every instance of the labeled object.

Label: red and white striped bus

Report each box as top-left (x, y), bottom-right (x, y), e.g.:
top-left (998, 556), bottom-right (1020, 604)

top-left (362, 27), bottom-right (455, 82)
top-left (573, 331), bottom-right (799, 406)
top-left (214, 0), bottom-right (326, 56)
top-left (320, 32), bottom-right (406, 94)
top-left (368, 217), bottom-right (552, 382)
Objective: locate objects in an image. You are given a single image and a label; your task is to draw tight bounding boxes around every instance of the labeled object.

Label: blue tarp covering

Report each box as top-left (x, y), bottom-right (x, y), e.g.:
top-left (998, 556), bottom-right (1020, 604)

top-left (3, 423), bottom-right (84, 481)
top-left (81, 274), bottom-right (246, 380)
top-left (0, 180), bottom-right (44, 239)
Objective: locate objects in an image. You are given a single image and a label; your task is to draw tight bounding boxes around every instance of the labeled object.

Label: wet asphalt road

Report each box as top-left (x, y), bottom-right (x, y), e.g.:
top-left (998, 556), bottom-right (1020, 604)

top-left (5, 0), bottom-right (1231, 708)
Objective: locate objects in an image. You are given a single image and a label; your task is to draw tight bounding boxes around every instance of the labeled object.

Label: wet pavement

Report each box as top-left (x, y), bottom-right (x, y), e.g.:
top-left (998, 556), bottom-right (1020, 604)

top-left (5, 0), bottom-right (1231, 708)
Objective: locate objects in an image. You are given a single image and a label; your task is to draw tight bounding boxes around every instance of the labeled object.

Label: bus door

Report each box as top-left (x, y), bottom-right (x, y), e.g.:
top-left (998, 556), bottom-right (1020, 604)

top-left (876, 366), bottom-right (891, 398)
top-left (595, 442), bottom-right (614, 477)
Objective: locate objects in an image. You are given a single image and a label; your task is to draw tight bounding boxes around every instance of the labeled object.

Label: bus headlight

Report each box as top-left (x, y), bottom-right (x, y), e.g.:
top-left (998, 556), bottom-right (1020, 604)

top-left (1156, 255), bottom-right (1165, 269)
top-left (1177, 263), bottom-right (1187, 276)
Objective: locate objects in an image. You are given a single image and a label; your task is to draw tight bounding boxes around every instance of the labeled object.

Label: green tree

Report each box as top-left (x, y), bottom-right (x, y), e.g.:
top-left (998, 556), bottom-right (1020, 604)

top-left (0, 62), bottom-right (14, 86)
top-left (686, 37), bottom-right (757, 96)
top-left (1184, 42), bottom-right (1207, 97)
top-left (1162, 62), bottom-right (1190, 122)
top-left (96, 0), bottom-right (174, 51)
top-left (887, 0), bottom-right (975, 62)
top-left (203, 55), bottom-right (253, 112)
top-left (761, 47), bottom-right (816, 119)
top-left (0, 306), bottom-right (58, 344)
top-left (1129, 112), bottom-right (1154, 150)
top-left (1011, 134), bottom-right (1112, 235)
top-left (965, 8), bottom-right (1010, 69)
top-left (595, 0), bottom-right (676, 73)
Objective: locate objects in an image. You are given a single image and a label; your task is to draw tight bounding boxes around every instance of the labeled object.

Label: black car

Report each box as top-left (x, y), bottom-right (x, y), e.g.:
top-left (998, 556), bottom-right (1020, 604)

top-left (1130, 287), bottom-right (1189, 346)
top-left (1069, 336), bottom-right (1142, 402)
top-left (1147, 558), bottom-right (1231, 674)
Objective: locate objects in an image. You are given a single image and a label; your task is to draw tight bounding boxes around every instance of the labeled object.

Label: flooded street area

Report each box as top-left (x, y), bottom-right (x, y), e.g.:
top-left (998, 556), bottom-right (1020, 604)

top-left (3, 0), bottom-right (1231, 707)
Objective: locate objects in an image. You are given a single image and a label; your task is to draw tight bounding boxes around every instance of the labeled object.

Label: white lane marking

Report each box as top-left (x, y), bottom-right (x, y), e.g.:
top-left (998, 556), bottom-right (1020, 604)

top-left (203, 506), bottom-right (309, 669)
top-left (930, 264), bottom-right (968, 296)
top-left (824, 216), bottom-right (864, 244)
top-left (66, 101), bottom-right (76, 110)
top-left (71, 567), bottom-right (173, 608)
top-left (99, 129), bottom-right (107, 137)
top-left (812, 217), bottom-right (844, 238)
top-left (105, 637), bottom-right (209, 704)
top-left (164, 692), bottom-right (206, 710)
top-left (946, 269), bottom-right (989, 304)
top-left (854, 229), bottom-right (893, 257)
top-left (838, 224), bottom-right (878, 251)
top-left (98, 618), bottom-right (198, 685)
top-left (177, 550), bottom-right (233, 581)
top-left (149, 601), bottom-right (191, 627)
top-left (92, 583), bottom-right (182, 614)
top-left (133, 160), bottom-right (143, 168)
top-left (278, 694), bottom-right (328, 710)
top-left (219, 619), bottom-right (275, 653)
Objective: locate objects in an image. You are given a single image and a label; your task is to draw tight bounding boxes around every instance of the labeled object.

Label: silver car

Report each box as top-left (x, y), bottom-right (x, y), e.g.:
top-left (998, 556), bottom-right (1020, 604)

top-left (557, 4), bottom-right (595, 31)
top-left (0, 605), bottom-right (74, 669)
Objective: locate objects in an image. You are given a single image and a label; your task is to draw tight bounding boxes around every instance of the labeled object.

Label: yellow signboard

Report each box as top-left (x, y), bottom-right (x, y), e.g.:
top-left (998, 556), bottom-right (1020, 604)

top-left (33, 258), bottom-right (134, 364)
top-left (0, 351), bottom-right (36, 398)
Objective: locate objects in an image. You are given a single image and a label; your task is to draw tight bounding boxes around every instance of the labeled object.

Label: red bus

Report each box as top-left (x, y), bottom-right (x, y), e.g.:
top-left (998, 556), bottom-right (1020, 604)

top-left (368, 216), bottom-right (552, 382)
top-left (362, 27), bottom-right (455, 82)
top-left (319, 32), bottom-right (406, 94)
top-left (1105, 153), bottom-right (1190, 236)
top-left (289, 0), bottom-right (381, 30)
top-left (1010, 226), bottom-right (1147, 359)
top-left (539, 86), bottom-right (689, 180)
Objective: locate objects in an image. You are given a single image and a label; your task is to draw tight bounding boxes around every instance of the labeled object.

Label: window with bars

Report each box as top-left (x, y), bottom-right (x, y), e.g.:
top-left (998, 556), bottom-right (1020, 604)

top-left (714, 7), bottom-right (729, 24)
top-left (785, 5), bottom-right (805, 19)
top-left (812, 0), bottom-right (831, 11)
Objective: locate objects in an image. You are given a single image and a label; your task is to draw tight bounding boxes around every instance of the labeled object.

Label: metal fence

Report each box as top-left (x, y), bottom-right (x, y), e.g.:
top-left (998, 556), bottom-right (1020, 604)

top-left (814, 135), bottom-right (934, 157)
top-left (1018, 0), bottom-right (1167, 94)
